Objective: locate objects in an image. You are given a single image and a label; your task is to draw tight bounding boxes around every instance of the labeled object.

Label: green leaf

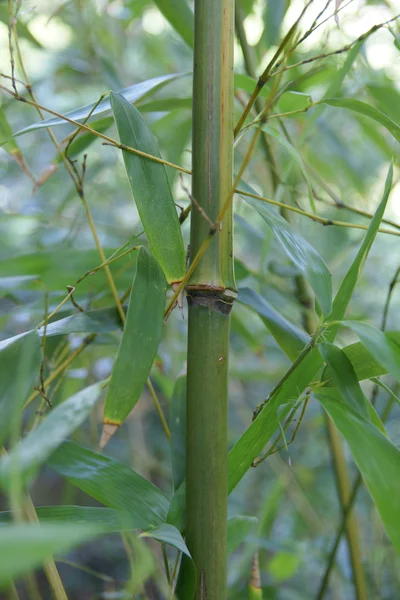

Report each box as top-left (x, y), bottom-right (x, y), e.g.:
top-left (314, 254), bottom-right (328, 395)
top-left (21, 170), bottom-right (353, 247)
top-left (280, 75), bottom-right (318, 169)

top-left (0, 104), bottom-right (20, 155)
top-left (318, 343), bottom-right (384, 431)
top-left (170, 374), bottom-right (187, 490)
top-left (261, 125), bottom-right (316, 213)
top-left (341, 321), bottom-right (400, 383)
top-left (322, 340), bottom-right (388, 383)
top-left (111, 92), bottom-right (186, 285)
top-left (262, 0), bottom-right (288, 46)
top-left (48, 441), bottom-right (170, 530)
top-left (12, 74), bottom-right (184, 137)
top-left (317, 389), bottom-right (400, 554)
top-left (41, 306), bottom-right (123, 336)
top-left (0, 523), bottom-right (98, 588)
top-left (239, 182), bottom-right (332, 316)
top-left (103, 247), bottom-right (166, 428)
top-left (238, 287), bottom-right (309, 360)
top-left (0, 331), bottom-right (41, 447)
top-left (54, 117), bottom-right (114, 162)
top-left (0, 383), bottom-right (103, 488)
top-left (327, 164), bottom-right (393, 324)
top-left (0, 506), bottom-right (137, 532)
top-left (227, 516), bottom-right (258, 554)
top-left (277, 91), bottom-right (313, 115)
top-left (153, 0), bottom-right (194, 48)
top-left (228, 166), bottom-right (392, 491)
top-left (0, 7), bottom-right (43, 48)
top-left (321, 98), bottom-right (400, 144)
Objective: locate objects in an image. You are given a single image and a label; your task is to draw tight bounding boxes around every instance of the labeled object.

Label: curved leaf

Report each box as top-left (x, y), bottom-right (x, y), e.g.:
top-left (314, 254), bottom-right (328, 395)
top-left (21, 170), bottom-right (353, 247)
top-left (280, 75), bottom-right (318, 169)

top-left (317, 389), bottom-right (400, 554)
top-left (103, 247), bottom-right (166, 429)
top-left (0, 330), bottom-right (41, 447)
top-left (341, 321), bottom-right (400, 383)
top-left (238, 287), bottom-right (309, 361)
top-left (239, 181), bottom-right (332, 316)
top-left (321, 98), bottom-right (400, 144)
top-left (153, 0), bottom-right (194, 48)
top-left (111, 92), bottom-right (186, 284)
top-left (0, 383), bottom-right (103, 488)
top-left (0, 524), bottom-right (98, 588)
top-left (12, 74), bottom-right (184, 137)
top-left (48, 441), bottom-right (170, 530)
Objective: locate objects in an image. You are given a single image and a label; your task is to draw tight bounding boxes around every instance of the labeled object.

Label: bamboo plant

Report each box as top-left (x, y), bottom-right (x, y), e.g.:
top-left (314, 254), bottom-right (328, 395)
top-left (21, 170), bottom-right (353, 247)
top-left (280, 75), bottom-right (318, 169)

top-left (1, 1), bottom-right (400, 599)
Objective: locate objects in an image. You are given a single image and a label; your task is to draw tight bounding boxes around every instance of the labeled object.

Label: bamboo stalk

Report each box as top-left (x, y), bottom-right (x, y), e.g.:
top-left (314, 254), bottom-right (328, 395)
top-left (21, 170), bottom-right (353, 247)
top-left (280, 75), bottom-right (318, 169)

top-left (184, 1), bottom-right (236, 598)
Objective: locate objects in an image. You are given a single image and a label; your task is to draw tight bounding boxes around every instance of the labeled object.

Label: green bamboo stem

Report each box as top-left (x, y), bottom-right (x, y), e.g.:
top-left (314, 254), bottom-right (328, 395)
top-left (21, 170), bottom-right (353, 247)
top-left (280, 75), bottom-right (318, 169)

top-left (184, 1), bottom-right (236, 598)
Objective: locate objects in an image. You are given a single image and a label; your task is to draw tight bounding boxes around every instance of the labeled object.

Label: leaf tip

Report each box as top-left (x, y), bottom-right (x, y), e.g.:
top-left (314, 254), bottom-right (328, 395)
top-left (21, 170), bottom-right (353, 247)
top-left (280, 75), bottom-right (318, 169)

top-left (99, 422), bottom-right (119, 451)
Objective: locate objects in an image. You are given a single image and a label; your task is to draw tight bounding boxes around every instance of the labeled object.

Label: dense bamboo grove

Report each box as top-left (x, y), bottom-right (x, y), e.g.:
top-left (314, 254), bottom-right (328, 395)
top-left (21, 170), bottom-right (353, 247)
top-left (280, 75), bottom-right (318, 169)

top-left (1, 1), bottom-right (400, 599)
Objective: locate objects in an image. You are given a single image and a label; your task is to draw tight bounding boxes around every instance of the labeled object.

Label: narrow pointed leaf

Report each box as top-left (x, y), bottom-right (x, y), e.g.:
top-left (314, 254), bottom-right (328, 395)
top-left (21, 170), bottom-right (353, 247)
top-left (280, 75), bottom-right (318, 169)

top-left (0, 383), bottom-right (103, 488)
top-left (111, 92), bottom-right (185, 285)
top-left (319, 343), bottom-right (384, 431)
top-left (328, 164), bottom-right (393, 324)
top-left (103, 247), bottom-right (166, 430)
top-left (239, 182), bottom-right (332, 316)
top-left (341, 321), bottom-right (400, 383)
top-left (12, 74), bottom-right (183, 137)
top-left (261, 125), bottom-right (316, 213)
top-left (170, 374), bottom-right (187, 490)
top-left (322, 340), bottom-right (388, 383)
top-left (153, 0), bottom-right (194, 48)
top-left (227, 516), bottom-right (258, 554)
top-left (48, 441), bottom-right (170, 530)
top-left (228, 168), bottom-right (392, 490)
top-left (0, 331), bottom-right (41, 447)
top-left (238, 287), bottom-right (309, 360)
top-left (321, 98), bottom-right (400, 144)
top-left (0, 524), bottom-right (98, 588)
top-left (0, 506), bottom-right (137, 532)
top-left (317, 389), bottom-right (400, 554)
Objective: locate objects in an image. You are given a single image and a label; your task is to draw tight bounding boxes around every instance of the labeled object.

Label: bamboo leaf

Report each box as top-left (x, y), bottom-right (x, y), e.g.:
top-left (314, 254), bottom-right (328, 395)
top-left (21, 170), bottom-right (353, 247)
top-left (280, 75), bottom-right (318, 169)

top-left (0, 506), bottom-right (136, 532)
top-left (277, 91), bottom-right (313, 115)
top-left (102, 247), bottom-right (166, 435)
top-left (12, 74), bottom-right (184, 136)
top-left (170, 374), bottom-right (187, 490)
top-left (327, 164), bottom-right (393, 324)
top-left (322, 339), bottom-right (388, 383)
top-left (228, 166), bottom-right (392, 491)
top-left (317, 389), bottom-right (400, 554)
top-left (261, 125), bottom-right (316, 213)
top-left (227, 516), bottom-right (258, 554)
top-left (319, 343), bottom-right (384, 431)
top-left (48, 441), bottom-right (170, 530)
top-left (111, 93), bottom-right (186, 285)
top-left (238, 287), bottom-right (309, 360)
top-left (0, 7), bottom-right (43, 48)
top-left (341, 321), bottom-right (400, 383)
top-left (0, 331), bottom-right (41, 447)
top-left (0, 383), bottom-right (103, 488)
top-left (239, 182), bottom-right (332, 316)
top-left (153, 0), bottom-right (194, 48)
top-left (321, 98), bottom-right (400, 144)
top-left (0, 524), bottom-right (98, 588)
top-left (0, 105), bottom-right (20, 156)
